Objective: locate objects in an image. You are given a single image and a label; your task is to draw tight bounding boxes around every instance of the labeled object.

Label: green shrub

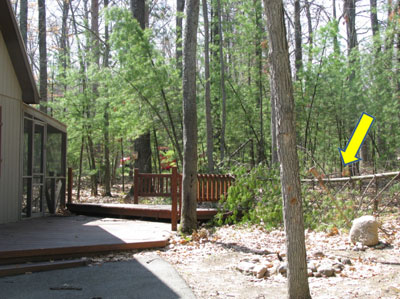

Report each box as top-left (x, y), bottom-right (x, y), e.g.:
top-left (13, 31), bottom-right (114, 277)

top-left (215, 165), bottom-right (283, 229)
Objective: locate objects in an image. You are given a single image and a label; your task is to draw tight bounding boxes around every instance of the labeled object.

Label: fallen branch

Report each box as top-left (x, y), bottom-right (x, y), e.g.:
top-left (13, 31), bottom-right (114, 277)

top-left (309, 167), bottom-right (351, 227)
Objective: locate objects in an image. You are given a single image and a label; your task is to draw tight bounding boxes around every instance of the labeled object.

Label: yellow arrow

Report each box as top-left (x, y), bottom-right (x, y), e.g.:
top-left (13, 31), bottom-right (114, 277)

top-left (339, 113), bottom-right (375, 166)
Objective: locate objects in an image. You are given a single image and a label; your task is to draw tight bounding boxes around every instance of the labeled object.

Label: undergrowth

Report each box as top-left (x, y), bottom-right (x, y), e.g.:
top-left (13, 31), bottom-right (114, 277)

top-left (215, 164), bottom-right (369, 231)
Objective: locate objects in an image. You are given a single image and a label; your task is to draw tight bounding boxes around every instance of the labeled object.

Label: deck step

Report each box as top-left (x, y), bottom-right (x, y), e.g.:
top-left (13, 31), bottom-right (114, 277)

top-left (0, 259), bottom-right (87, 277)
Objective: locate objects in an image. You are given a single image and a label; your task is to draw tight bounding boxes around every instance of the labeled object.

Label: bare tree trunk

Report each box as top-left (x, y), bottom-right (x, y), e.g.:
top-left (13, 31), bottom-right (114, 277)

top-left (181, 0), bottom-right (200, 234)
top-left (130, 0), bottom-right (152, 180)
top-left (60, 0), bottom-right (69, 91)
top-left (134, 133), bottom-right (152, 173)
top-left (217, 0), bottom-right (227, 163)
top-left (370, 0), bottom-right (381, 53)
top-left (38, 0), bottom-right (47, 113)
top-left (255, 0), bottom-right (266, 163)
top-left (176, 0), bottom-right (185, 76)
top-left (202, 0), bottom-right (214, 172)
top-left (131, 0), bottom-right (146, 28)
top-left (332, 0), bottom-right (340, 53)
top-left (87, 0), bottom-right (100, 196)
top-left (19, 0), bottom-right (28, 46)
top-left (344, 0), bottom-right (358, 56)
top-left (304, 0), bottom-right (313, 63)
top-left (270, 95), bottom-right (278, 165)
top-left (264, 0), bottom-right (311, 297)
top-left (103, 0), bottom-right (112, 197)
top-left (294, 0), bottom-right (302, 78)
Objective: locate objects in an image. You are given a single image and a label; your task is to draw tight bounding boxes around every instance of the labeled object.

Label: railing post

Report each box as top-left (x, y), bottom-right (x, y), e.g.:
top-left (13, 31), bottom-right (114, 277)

top-left (67, 167), bottom-right (73, 204)
top-left (134, 168), bottom-right (139, 204)
top-left (171, 167), bottom-right (178, 231)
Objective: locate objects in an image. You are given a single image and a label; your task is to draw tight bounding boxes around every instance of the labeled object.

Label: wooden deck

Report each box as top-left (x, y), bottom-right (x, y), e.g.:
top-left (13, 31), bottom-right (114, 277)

top-left (0, 215), bottom-right (171, 264)
top-left (67, 203), bottom-right (218, 221)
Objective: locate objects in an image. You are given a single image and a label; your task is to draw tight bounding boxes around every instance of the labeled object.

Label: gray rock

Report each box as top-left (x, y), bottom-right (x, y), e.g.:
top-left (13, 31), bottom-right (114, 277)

top-left (349, 215), bottom-right (379, 246)
top-left (317, 265), bottom-right (335, 277)
top-left (313, 251), bottom-right (325, 258)
top-left (332, 262), bottom-right (344, 273)
top-left (307, 261), bottom-right (318, 272)
top-left (339, 258), bottom-right (352, 265)
top-left (237, 261), bottom-right (255, 274)
top-left (252, 265), bottom-right (269, 279)
top-left (278, 263), bottom-right (287, 277)
top-left (374, 242), bottom-right (386, 249)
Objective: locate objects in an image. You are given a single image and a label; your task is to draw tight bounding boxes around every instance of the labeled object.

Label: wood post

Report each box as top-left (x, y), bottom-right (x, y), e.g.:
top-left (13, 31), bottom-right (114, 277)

top-left (67, 167), bottom-right (73, 204)
top-left (134, 168), bottom-right (139, 204)
top-left (171, 167), bottom-right (178, 231)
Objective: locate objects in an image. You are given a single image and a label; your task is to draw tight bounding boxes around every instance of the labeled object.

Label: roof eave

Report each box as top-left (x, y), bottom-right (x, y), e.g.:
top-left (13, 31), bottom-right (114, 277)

top-left (0, 0), bottom-right (40, 105)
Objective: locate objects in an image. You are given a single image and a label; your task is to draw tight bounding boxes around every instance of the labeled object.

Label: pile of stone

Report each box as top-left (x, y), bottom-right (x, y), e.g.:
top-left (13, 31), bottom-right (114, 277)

top-left (236, 258), bottom-right (271, 279)
top-left (236, 255), bottom-right (352, 279)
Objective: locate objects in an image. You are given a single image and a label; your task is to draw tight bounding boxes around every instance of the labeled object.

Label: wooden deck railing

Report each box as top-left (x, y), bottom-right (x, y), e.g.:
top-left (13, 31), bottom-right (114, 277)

top-left (67, 167), bottom-right (235, 231)
top-left (133, 167), bottom-right (235, 231)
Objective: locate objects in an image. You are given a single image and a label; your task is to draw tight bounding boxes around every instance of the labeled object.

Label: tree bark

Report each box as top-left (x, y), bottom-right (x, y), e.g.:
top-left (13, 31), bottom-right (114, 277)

top-left (202, 0), bottom-right (215, 172)
top-left (217, 0), bottom-right (227, 163)
top-left (255, 0), bottom-right (266, 163)
top-left (60, 0), bottom-right (69, 89)
top-left (344, 0), bottom-right (358, 56)
top-left (370, 0), bottom-right (381, 53)
top-left (264, 0), bottom-right (311, 297)
top-left (332, 0), bottom-right (340, 53)
top-left (304, 0), bottom-right (313, 63)
top-left (38, 0), bottom-right (47, 113)
top-left (294, 0), bottom-right (302, 78)
top-left (181, 0), bottom-right (200, 234)
top-left (103, 0), bottom-right (112, 197)
top-left (270, 95), bottom-right (278, 165)
top-left (176, 0), bottom-right (185, 76)
top-left (131, 0), bottom-right (146, 28)
top-left (134, 133), bottom-right (152, 173)
top-left (19, 0), bottom-right (28, 46)
top-left (130, 0), bottom-right (152, 177)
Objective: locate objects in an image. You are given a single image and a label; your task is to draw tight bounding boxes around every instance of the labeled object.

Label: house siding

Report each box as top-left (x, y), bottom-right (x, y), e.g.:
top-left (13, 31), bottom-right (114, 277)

top-left (0, 30), bottom-right (23, 224)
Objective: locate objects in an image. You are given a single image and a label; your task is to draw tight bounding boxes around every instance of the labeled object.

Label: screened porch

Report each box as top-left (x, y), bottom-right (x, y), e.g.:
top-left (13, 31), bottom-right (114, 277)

top-left (21, 104), bottom-right (67, 219)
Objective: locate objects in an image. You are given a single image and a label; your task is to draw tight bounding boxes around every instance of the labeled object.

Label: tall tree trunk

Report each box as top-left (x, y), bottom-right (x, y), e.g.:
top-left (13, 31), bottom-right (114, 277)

top-left (176, 0), bottom-right (185, 76)
top-left (255, 0), bottom-right (266, 163)
top-left (181, 0), bottom-right (200, 234)
top-left (332, 0), bottom-right (340, 53)
top-left (87, 0), bottom-right (100, 196)
top-left (294, 0), bottom-right (302, 78)
top-left (134, 133), bottom-right (152, 173)
top-left (370, 0), bottom-right (381, 54)
top-left (217, 0), bottom-right (227, 162)
top-left (19, 0), bottom-right (28, 46)
top-left (264, 0), bottom-right (311, 297)
top-left (304, 0), bottom-right (313, 63)
top-left (130, 0), bottom-right (152, 177)
top-left (131, 0), bottom-right (146, 28)
top-left (60, 0), bottom-right (69, 92)
top-left (38, 0), bottom-right (47, 113)
top-left (270, 95), bottom-right (278, 165)
top-left (344, 0), bottom-right (358, 56)
top-left (103, 0), bottom-right (112, 197)
top-left (202, 0), bottom-right (214, 172)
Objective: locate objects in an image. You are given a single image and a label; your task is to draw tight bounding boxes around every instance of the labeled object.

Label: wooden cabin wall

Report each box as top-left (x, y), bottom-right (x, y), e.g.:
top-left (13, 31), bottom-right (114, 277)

top-left (0, 31), bottom-right (23, 224)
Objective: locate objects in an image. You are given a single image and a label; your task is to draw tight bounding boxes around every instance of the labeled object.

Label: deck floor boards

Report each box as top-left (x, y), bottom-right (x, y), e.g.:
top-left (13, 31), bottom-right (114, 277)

top-left (0, 215), bottom-right (171, 261)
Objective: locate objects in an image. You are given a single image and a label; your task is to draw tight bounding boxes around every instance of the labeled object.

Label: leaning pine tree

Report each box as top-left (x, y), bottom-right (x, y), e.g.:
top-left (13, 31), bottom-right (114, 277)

top-left (263, 0), bottom-right (311, 298)
top-left (180, 0), bottom-right (200, 233)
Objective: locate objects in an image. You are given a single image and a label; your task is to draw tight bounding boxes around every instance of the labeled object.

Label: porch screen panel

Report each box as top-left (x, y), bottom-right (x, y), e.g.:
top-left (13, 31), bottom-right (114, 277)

top-left (0, 106), bottom-right (2, 177)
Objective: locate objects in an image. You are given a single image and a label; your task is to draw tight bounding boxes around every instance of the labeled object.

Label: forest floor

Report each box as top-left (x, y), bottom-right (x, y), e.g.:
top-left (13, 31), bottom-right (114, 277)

top-left (74, 187), bottom-right (400, 298)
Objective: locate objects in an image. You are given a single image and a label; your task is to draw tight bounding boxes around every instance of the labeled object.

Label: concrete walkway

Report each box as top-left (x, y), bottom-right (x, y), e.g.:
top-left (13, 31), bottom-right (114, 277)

top-left (0, 255), bottom-right (195, 299)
